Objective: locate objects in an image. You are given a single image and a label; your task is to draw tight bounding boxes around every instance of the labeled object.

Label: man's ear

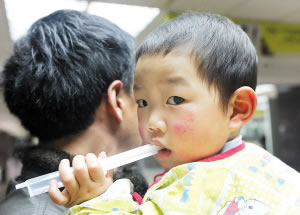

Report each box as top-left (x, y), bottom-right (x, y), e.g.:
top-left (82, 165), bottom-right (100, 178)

top-left (106, 80), bottom-right (124, 123)
top-left (229, 86), bottom-right (257, 131)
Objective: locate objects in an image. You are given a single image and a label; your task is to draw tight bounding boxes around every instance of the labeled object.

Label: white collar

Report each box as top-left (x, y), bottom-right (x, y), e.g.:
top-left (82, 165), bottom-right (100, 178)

top-left (220, 135), bottom-right (243, 153)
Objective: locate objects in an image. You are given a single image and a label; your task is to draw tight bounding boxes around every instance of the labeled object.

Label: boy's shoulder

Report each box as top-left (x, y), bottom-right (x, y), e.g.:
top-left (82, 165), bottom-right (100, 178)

top-left (242, 142), bottom-right (299, 175)
top-left (218, 142), bottom-right (300, 183)
top-left (146, 143), bottom-right (300, 214)
top-left (152, 142), bottom-right (300, 190)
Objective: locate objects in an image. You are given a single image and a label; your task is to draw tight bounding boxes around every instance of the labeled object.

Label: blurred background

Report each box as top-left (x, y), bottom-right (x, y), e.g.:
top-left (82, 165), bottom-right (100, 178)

top-left (0, 0), bottom-right (300, 200)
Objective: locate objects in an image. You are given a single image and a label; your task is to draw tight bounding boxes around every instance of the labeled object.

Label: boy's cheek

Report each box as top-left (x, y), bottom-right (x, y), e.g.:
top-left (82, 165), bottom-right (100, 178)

top-left (172, 123), bottom-right (193, 134)
top-left (138, 123), bottom-right (147, 143)
top-left (184, 110), bottom-right (196, 122)
top-left (172, 110), bottom-right (195, 134)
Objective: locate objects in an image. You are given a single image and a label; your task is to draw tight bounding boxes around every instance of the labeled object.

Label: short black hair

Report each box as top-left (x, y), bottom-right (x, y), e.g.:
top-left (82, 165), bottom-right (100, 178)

top-left (137, 12), bottom-right (257, 111)
top-left (3, 10), bottom-right (136, 142)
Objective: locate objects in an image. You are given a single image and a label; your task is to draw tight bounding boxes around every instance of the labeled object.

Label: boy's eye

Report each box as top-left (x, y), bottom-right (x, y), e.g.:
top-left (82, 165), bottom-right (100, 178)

top-left (136, 99), bottom-right (148, 108)
top-left (167, 96), bottom-right (185, 105)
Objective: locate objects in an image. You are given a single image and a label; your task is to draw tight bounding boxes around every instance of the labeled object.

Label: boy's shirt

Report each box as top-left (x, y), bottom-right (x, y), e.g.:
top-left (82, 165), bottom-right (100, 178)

top-left (68, 142), bottom-right (300, 215)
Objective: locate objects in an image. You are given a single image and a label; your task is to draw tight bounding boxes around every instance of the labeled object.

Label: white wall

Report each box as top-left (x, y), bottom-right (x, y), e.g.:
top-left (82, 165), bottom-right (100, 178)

top-left (0, 0), bottom-right (12, 67)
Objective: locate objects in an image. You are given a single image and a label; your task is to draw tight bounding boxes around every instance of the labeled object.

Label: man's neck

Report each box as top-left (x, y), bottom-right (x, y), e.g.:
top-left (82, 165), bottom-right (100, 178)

top-left (51, 123), bottom-right (119, 156)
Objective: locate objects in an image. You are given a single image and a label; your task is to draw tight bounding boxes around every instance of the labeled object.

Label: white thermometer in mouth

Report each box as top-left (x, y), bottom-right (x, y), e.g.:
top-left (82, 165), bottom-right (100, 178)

top-left (15, 144), bottom-right (162, 197)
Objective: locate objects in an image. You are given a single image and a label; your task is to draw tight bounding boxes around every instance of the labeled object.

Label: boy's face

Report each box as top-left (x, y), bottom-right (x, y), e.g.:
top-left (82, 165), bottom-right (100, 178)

top-left (134, 52), bottom-right (233, 170)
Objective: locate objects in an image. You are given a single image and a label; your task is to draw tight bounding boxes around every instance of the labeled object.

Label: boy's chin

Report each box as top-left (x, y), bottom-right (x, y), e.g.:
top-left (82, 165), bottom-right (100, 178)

top-left (157, 160), bottom-right (178, 171)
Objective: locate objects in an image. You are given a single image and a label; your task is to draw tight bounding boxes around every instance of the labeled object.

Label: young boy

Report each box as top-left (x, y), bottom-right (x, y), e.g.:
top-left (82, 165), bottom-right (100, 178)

top-left (50, 12), bottom-right (300, 214)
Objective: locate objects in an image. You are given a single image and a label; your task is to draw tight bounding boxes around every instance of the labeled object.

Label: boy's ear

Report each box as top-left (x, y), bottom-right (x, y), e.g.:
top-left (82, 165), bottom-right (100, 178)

top-left (106, 80), bottom-right (125, 123)
top-left (228, 86), bottom-right (257, 131)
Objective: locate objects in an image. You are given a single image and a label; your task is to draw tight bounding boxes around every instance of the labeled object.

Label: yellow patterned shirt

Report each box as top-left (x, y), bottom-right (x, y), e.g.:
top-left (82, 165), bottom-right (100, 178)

top-left (68, 143), bottom-right (300, 215)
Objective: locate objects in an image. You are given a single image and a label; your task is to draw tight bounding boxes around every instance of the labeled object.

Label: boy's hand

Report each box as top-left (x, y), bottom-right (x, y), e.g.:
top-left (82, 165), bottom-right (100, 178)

top-left (48, 152), bottom-right (113, 207)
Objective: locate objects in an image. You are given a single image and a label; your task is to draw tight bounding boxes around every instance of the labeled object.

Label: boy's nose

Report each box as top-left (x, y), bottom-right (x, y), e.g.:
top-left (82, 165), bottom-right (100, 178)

top-left (148, 114), bottom-right (167, 134)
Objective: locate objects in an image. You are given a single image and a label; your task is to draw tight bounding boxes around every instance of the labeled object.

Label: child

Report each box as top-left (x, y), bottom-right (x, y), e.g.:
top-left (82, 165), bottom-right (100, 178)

top-left (50, 12), bottom-right (300, 214)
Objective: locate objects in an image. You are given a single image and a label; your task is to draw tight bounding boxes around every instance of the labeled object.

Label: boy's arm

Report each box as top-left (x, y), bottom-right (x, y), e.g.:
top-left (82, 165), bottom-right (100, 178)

top-left (48, 153), bottom-right (162, 214)
top-left (49, 153), bottom-right (113, 207)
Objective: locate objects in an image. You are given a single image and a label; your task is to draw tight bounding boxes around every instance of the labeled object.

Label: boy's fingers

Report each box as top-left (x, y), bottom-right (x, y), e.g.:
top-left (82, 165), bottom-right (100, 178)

top-left (86, 153), bottom-right (105, 182)
top-left (98, 151), bottom-right (107, 159)
top-left (48, 180), bottom-right (69, 206)
top-left (98, 152), bottom-right (113, 178)
top-left (73, 155), bottom-right (90, 186)
top-left (106, 169), bottom-right (114, 178)
top-left (59, 159), bottom-right (79, 194)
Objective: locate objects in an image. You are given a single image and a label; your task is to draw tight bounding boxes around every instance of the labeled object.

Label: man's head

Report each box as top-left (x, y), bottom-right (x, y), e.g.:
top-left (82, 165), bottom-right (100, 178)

top-left (134, 12), bottom-right (257, 169)
top-left (3, 10), bottom-right (138, 146)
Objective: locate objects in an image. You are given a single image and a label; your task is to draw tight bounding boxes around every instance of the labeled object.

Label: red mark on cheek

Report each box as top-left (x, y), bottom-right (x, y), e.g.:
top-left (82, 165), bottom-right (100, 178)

top-left (173, 123), bottom-right (193, 134)
top-left (172, 111), bottom-right (195, 134)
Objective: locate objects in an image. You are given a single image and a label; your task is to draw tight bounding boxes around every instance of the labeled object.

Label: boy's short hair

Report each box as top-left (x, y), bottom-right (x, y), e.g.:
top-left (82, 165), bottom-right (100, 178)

top-left (136, 12), bottom-right (257, 111)
top-left (3, 10), bottom-right (136, 142)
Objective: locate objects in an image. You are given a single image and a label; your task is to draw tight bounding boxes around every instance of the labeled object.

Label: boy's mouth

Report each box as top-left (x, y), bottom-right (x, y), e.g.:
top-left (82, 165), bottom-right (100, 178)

top-left (159, 148), bottom-right (171, 152)
top-left (150, 139), bottom-right (171, 155)
top-left (155, 147), bottom-right (172, 159)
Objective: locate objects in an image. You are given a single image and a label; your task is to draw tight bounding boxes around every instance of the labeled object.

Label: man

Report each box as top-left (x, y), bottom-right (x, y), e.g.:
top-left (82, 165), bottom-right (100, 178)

top-left (0, 10), bottom-right (146, 214)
